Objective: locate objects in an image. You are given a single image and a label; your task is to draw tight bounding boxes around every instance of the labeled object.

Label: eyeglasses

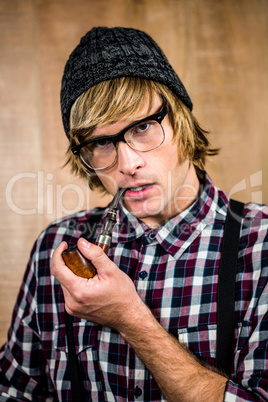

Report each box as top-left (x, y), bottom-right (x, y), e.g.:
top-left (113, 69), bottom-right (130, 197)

top-left (71, 104), bottom-right (168, 171)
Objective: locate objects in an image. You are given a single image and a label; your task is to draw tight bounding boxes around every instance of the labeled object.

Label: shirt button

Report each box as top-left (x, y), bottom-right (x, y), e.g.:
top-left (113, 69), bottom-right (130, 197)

top-left (148, 232), bottom-right (155, 241)
top-left (133, 386), bottom-right (142, 398)
top-left (139, 270), bottom-right (148, 279)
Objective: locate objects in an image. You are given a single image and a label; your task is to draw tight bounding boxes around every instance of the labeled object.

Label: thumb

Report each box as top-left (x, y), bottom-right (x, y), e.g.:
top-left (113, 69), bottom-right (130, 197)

top-left (77, 238), bottom-right (116, 277)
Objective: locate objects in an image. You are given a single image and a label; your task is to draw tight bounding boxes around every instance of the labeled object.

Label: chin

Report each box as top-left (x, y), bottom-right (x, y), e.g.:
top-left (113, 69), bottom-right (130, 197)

top-left (125, 200), bottom-right (165, 220)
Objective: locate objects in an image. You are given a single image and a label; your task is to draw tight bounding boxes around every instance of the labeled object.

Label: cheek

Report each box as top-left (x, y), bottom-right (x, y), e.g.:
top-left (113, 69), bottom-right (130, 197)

top-left (96, 171), bottom-right (118, 195)
top-left (160, 141), bottom-right (181, 171)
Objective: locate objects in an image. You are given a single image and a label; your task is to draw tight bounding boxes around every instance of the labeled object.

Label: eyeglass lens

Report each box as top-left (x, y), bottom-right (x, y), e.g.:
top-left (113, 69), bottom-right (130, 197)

top-left (80, 118), bottom-right (165, 170)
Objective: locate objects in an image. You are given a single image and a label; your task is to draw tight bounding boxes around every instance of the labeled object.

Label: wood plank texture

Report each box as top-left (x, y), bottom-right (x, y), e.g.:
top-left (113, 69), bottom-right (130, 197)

top-left (0, 0), bottom-right (267, 345)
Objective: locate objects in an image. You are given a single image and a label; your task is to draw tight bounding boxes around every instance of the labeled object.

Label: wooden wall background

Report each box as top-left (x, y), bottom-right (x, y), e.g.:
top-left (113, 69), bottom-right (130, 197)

top-left (0, 0), bottom-right (267, 345)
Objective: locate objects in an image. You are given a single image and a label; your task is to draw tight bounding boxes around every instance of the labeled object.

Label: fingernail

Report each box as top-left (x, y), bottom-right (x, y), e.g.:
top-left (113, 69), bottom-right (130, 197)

top-left (80, 238), bottom-right (90, 248)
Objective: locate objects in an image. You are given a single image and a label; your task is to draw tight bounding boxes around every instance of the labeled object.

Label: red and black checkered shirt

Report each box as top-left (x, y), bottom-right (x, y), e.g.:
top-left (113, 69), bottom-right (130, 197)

top-left (0, 175), bottom-right (267, 401)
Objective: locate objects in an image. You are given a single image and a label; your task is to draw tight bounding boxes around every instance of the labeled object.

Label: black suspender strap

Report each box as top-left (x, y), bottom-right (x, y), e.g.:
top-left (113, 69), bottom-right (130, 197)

top-left (215, 198), bottom-right (244, 375)
top-left (65, 311), bottom-right (85, 401)
top-left (64, 207), bottom-right (105, 402)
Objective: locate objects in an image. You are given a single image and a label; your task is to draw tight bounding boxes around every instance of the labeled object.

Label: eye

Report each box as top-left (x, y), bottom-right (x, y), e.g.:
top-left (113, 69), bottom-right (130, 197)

top-left (91, 138), bottom-right (112, 149)
top-left (134, 122), bottom-right (150, 134)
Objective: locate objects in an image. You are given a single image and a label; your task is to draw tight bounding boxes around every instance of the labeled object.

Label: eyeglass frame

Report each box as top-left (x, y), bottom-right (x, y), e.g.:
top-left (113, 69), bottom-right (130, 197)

top-left (71, 103), bottom-right (168, 170)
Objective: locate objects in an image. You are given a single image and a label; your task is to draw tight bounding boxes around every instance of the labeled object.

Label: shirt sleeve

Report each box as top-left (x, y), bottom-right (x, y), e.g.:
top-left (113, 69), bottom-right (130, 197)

top-left (0, 238), bottom-right (56, 401)
top-left (225, 301), bottom-right (268, 401)
top-left (224, 210), bottom-right (268, 401)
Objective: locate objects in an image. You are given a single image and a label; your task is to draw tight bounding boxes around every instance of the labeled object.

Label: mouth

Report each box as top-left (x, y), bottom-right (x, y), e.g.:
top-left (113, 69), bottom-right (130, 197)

top-left (129, 184), bottom-right (150, 191)
top-left (124, 183), bottom-right (154, 199)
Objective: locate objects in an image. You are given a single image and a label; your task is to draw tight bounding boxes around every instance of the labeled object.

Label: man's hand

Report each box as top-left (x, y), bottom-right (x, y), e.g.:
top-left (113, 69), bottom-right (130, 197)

top-left (52, 238), bottom-right (145, 330)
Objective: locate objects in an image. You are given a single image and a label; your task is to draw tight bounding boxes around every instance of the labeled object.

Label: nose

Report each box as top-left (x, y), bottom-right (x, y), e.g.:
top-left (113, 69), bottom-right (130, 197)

top-left (116, 142), bottom-right (144, 175)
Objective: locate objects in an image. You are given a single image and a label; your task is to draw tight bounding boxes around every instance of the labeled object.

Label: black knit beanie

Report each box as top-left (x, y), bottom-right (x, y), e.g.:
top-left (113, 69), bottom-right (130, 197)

top-left (61, 26), bottom-right (193, 138)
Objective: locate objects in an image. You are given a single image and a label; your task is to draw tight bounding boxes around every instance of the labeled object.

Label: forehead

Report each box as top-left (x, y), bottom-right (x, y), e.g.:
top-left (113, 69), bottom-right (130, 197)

top-left (103, 94), bottom-right (162, 125)
top-left (91, 95), bottom-right (163, 136)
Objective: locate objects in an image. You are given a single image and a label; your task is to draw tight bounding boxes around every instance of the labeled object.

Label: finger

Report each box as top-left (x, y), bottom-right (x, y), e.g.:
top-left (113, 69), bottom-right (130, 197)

top-left (52, 241), bottom-right (82, 285)
top-left (51, 241), bottom-right (68, 271)
top-left (77, 238), bottom-right (117, 276)
top-left (60, 283), bottom-right (77, 315)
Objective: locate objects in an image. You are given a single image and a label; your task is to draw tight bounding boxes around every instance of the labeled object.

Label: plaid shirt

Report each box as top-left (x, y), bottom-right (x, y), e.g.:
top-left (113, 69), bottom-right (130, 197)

top-left (0, 174), bottom-right (267, 401)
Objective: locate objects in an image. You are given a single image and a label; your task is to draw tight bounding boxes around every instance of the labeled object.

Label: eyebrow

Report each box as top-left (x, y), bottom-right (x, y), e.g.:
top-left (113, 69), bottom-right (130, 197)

top-left (72, 118), bottom-right (139, 141)
top-left (89, 118), bottom-right (143, 140)
top-left (88, 106), bottom-right (163, 140)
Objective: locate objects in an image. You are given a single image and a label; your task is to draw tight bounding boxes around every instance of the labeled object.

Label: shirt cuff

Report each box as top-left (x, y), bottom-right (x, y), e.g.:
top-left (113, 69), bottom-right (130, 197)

top-left (224, 379), bottom-right (262, 401)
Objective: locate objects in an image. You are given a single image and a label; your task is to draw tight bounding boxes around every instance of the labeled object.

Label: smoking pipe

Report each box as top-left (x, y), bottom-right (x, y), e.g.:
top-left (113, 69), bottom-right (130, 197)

top-left (62, 188), bottom-right (126, 279)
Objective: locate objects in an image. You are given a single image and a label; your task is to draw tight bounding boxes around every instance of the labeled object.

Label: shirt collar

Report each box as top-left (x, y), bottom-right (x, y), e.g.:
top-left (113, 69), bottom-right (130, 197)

top-left (112, 173), bottom-right (229, 258)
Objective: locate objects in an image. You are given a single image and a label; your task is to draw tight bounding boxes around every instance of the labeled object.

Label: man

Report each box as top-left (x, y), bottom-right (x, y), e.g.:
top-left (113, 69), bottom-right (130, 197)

top-left (0, 27), bottom-right (267, 401)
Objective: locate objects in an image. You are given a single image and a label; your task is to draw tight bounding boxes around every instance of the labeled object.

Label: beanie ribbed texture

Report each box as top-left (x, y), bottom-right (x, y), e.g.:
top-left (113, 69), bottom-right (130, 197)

top-left (61, 27), bottom-right (193, 137)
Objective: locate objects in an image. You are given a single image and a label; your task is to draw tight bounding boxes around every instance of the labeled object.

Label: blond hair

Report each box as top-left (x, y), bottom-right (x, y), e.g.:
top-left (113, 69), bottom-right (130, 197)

top-left (66, 77), bottom-right (218, 192)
